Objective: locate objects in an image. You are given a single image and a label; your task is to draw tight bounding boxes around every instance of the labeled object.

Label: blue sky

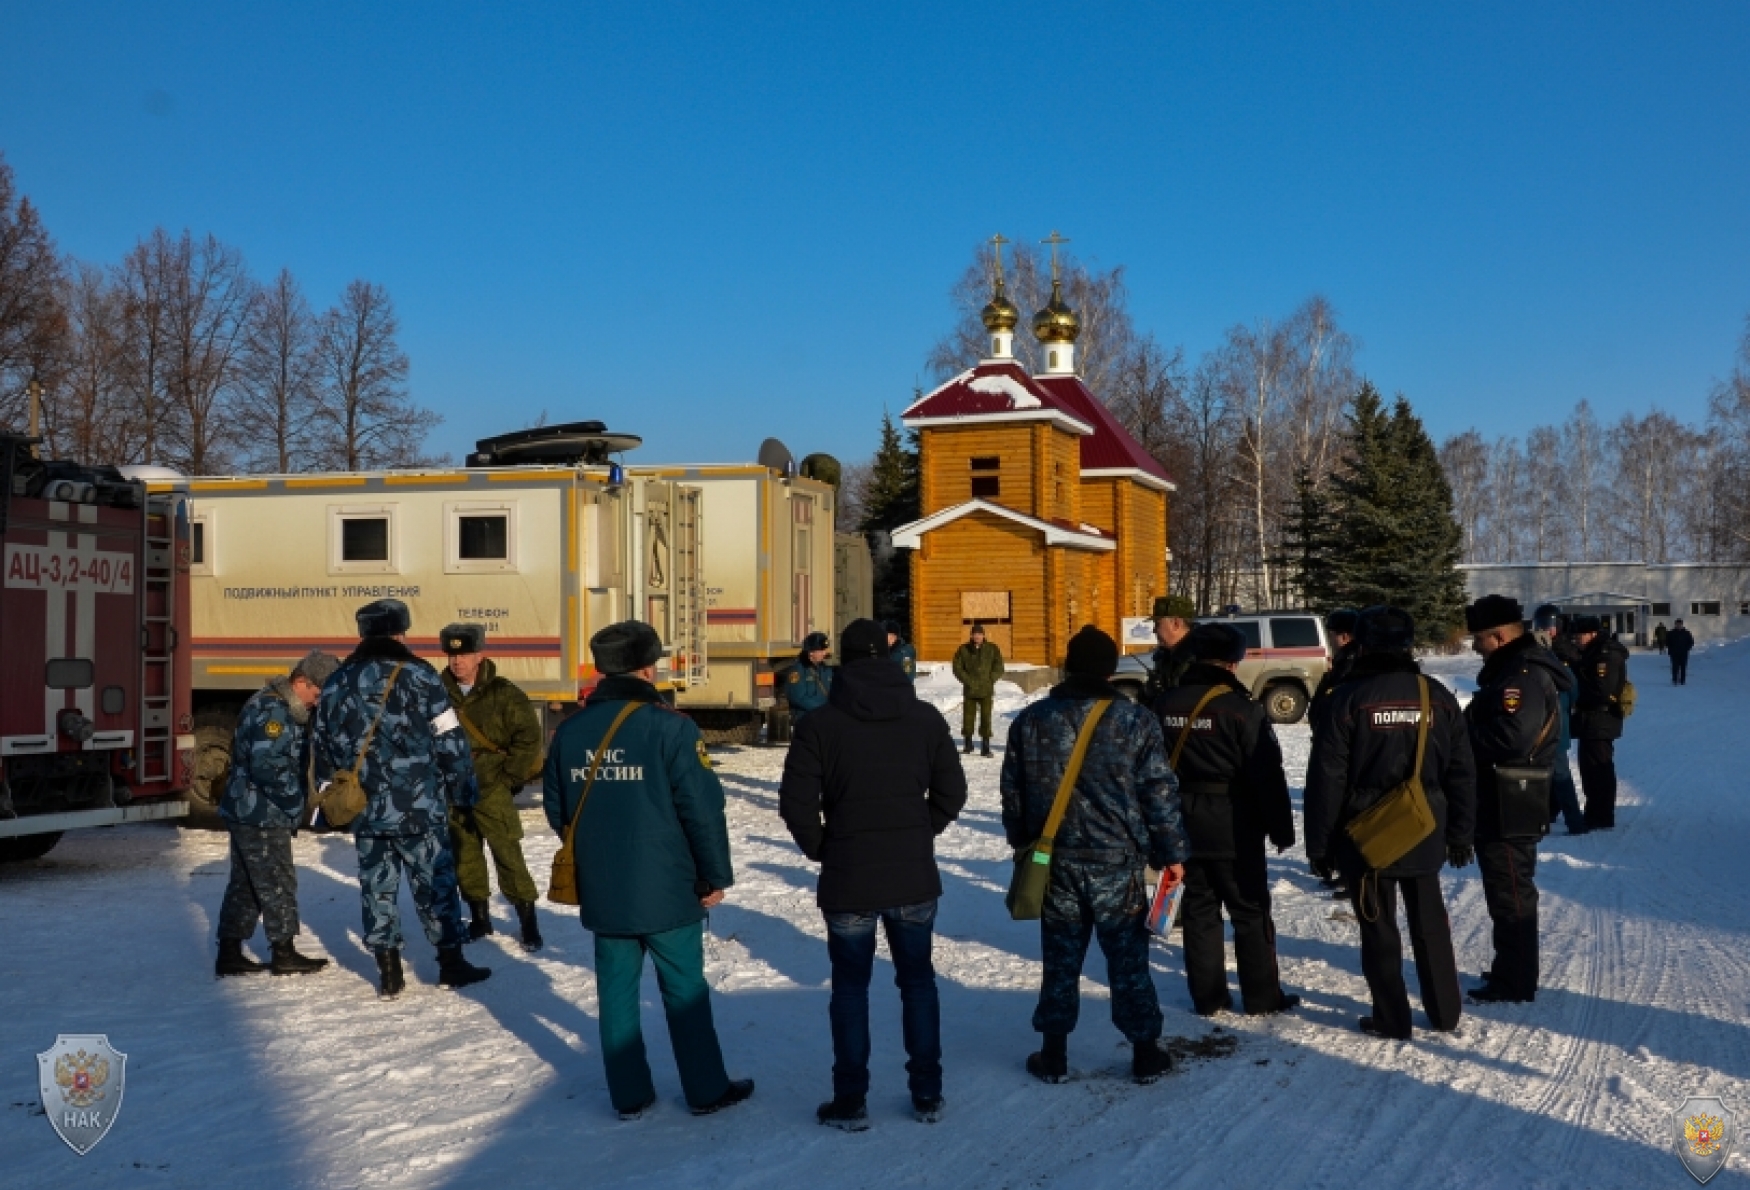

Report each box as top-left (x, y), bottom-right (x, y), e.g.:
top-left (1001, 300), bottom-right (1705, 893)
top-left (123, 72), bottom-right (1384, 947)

top-left (4, 2), bottom-right (1747, 468)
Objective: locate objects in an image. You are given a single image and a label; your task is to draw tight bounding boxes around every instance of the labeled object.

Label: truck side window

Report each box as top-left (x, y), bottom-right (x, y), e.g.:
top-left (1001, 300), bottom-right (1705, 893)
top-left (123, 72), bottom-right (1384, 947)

top-left (1268, 617), bottom-right (1321, 649)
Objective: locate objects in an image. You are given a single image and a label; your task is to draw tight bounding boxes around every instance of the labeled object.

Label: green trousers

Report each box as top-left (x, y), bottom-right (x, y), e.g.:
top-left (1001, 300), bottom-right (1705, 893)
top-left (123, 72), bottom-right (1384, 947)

top-left (594, 920), bottom-right (731, 1112)
top-left (962, 695), bottom-right (995, 740)
top-left (449, 785), bottom-right (539, 904)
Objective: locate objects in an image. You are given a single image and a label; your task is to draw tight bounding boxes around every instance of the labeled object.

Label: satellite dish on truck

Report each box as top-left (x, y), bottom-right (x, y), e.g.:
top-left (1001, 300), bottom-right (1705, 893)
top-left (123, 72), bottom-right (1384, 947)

top-left (757, 438), bottom-right (795, 477)
top-left (467, 421), bottom-right (642, 467)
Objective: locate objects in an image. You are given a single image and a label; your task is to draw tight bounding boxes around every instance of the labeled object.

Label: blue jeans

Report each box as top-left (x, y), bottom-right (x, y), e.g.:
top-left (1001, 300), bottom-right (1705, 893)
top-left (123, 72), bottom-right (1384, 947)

top-left (823, 900), bottom-right (943, 1101)
top-left (1552, 748), bottom-right (1586, 834)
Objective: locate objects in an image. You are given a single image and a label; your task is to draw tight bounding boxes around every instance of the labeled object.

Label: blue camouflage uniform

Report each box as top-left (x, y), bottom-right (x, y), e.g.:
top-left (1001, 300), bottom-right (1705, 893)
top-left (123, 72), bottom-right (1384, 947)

top-left (217, 676), bottom-right (312, 943)
top-left (787, 657), bottom-right (833, 723)
top-left (315, 637), bottom-right (478, 952)
top-left (1001, 680), bottom-right (1189, 1043)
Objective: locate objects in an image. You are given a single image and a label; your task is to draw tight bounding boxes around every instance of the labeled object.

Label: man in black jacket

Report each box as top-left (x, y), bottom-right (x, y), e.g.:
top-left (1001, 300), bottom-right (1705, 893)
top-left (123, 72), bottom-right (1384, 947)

top-left (1142, 594), bottom-right (1198, 700)
top-left (779, 619), bottom-right (968, 1131)
top-left (1667, 619), bottom-right (1695, 685)
top-left (1569, 616), bottom-right (1629, 830)
top-left (1463, 596), bottom-right (1574, 1005)
top-left (1154, 623), bottom-right (1298, 1017)
top-left (1305, 606), bottom-right (1476, 1040)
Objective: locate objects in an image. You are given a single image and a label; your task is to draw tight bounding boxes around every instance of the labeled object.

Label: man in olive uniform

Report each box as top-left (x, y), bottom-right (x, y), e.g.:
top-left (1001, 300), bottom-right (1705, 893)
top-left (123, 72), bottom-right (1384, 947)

top-left (1569, 616), bottom-right (1629, 830)
top-left (1464, 595), bottom-right (1573, 1005)
top-left (951, 623), bottom-right (1005, 757)
top-left (1142, 595), bottom-right (1198, 701)
top-left (215, 650), bottom-right (340, 977)
top-left (788, 631), bottom-right (834, 726)
top-left (441, 623), bottom-right (546, 951)
top-left (1153, 623), bottom-right (1298, 1016)
top-left (543, 620), bottom-right (754, 1120)
top-left (885, 619), bottom-right (919, 682)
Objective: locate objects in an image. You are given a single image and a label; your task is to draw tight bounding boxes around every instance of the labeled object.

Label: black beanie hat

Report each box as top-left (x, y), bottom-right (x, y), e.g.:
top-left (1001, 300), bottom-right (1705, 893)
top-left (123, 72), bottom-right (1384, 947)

top-left (881, 619), bottom-right (904, 638)
top-left (356, 598), bottom-right (411, 638)
top-left (1324, 608), bottom-right (1360, 636)
top-left (1356, 605), bottom-right (1416, 652)
top-left (1465, 594), bottom-right (1524, 634)
top-left (1064, 625), bottom-right (1120, 678)
top-left (590, 620), bottom-right (663, 675)
top-left (1186, 622), bottom-right (1248, 664)
top-left (839, 618), bottom-right (890, 661)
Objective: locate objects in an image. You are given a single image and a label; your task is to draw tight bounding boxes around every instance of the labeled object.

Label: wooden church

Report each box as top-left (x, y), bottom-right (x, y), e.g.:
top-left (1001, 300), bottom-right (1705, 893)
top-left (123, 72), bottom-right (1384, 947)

top-left (894, 237), bottom-right (1173, 666)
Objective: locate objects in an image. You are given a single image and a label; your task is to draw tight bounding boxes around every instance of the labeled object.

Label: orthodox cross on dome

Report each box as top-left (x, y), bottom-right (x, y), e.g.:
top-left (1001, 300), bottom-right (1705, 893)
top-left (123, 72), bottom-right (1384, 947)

top-left (989, 233), bottom-right (1010, 287)
top-left (1041, 230), bottom-right (1070, 282)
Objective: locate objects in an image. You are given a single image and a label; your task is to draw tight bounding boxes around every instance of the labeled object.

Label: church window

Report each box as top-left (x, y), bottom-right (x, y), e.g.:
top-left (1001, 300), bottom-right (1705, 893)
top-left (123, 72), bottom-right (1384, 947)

top-left (1049, 350), bottom-right (1059, 369)
top-left (972, 476), bottom-right (1001, 498)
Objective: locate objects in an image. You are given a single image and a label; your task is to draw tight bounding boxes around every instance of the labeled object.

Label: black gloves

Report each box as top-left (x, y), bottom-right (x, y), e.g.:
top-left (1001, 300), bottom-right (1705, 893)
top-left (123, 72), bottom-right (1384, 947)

top-left (1447, 843), bottom-right (1474, 869)
top-left (1308, 855), bottom-right (1334, 881)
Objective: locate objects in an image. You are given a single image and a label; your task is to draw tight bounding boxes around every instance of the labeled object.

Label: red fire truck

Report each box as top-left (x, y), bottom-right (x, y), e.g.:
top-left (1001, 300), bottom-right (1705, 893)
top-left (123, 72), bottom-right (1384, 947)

top-left (0, 432), bottom-right (193, 861)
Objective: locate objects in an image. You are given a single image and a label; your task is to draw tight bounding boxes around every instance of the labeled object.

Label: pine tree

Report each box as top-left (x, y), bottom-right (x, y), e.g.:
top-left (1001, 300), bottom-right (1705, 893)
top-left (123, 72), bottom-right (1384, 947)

top-left (858, 409), bottom-right (920, 630)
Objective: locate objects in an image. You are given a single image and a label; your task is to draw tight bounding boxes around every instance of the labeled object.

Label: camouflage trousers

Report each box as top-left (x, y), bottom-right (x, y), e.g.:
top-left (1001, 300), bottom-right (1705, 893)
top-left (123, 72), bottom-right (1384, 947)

top-left (356, 829), bottom-right (465, 951)
top-left (1033, 857), bottom-right (1161, 1043)
top-left (218, 824), bottom-right (301, 944)
top-left (449, 786), bottom-right (538, 904)
top-left (962, 696), bottom-right (994, 741)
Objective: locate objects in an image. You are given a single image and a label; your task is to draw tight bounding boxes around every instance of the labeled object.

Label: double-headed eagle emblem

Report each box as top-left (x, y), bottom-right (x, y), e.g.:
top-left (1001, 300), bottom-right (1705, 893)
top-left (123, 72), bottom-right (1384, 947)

top-left (1685, 1112), bottom-right (1725, 1158)
top-left (54, 1048), bottom-right (111, 1110)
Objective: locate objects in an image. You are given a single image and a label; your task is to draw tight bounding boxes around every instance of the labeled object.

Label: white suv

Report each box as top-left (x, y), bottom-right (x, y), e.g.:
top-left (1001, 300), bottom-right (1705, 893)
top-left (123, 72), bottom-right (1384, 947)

top-left (1113, 611), bottom-right (1331, 724)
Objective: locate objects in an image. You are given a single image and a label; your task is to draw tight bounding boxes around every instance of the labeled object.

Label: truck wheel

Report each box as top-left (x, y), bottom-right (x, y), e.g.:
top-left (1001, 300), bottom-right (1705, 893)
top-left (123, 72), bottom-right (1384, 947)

top-left (0, 832), bottom-right (62, 862)
top-left (688, 710), bottom-right (764, 747)
top-left (1262, 682), bottom-right (1309, 725)
top-left (187, 706), bottom-right (242, 829)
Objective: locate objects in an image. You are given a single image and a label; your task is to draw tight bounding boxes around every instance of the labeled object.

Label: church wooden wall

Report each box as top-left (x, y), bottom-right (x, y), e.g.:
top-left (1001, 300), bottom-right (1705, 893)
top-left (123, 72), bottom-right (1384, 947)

top-left (911, 511), bottom-right (1049, 664)
top-left (918, 422), bottom-right (1081, 523)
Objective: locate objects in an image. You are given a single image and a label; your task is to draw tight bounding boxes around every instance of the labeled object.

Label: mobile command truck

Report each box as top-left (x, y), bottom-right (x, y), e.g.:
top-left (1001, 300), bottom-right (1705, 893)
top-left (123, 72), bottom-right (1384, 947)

top-left (153, 423), bottom-right (704, 821)
top-left (0, 433), bottom-right (193, 861)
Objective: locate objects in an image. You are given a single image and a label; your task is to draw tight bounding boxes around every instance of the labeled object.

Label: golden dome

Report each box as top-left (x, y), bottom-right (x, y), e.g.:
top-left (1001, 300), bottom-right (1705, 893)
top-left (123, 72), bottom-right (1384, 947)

top-left (981, 280), bottom-right (1020, 333)
top-left (1032, 279), bottom-right (1080, 344)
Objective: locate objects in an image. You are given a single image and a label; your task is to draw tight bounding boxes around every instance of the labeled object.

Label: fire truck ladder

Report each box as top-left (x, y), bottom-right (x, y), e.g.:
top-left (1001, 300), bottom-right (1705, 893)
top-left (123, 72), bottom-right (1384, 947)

top-left (136, 496), bottom-right (178, 789)
top-left (675, 486), bottom-right (708, 688)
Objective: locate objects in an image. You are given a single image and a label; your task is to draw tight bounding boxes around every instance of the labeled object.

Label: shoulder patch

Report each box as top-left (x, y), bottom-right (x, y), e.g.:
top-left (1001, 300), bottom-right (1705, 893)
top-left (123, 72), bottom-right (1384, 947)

top-left (696, 740), bottom-right (713, 770)
top-left (1502, 688), bottom-right (1522, 714)
top-left (788, 671), bottom-right (799, 683)
top-left (1596, 663), bottom-right (1607, 677)
top-left (264, 719), bottom-right (285, 739)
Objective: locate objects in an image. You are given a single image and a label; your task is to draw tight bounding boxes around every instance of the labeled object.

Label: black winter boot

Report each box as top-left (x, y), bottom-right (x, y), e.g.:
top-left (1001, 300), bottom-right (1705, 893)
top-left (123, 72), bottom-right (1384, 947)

top-left (270, 939), bottom-right (329, 976)
top-left (1026, 1033), bottom-right (1069, 1083)
top-left (1132, 1038), bottom-right (1175, 1084)
top-left (691, 1078), bottom-right (755, 1116)
top-left (215, 939), bottom-right (268, 978)
top-left (816, 1095), bottom-right (869, 1131)
top-left (467, 899), bottom-right (494, 941)
top-left (980, 741), bottom-right (993, 758)
top-left (912, 1094), bottom-right (945, 1124)
top-left (514, 901), bottom-right (544, 951)
top-left (437, 945), bottom-right (492, 989)
top-left (376, 948), bottom-right (405, 1000)
top-left (962, 736), bottom-right (974, 755)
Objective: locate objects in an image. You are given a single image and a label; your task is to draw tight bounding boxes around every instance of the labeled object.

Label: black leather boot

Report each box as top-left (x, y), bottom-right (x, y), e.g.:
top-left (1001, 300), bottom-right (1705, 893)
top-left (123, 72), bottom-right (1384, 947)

top-left (215, 939), bottom-right (268, 978)
top-left (270, 939), bottom-right (329, 976)
top-left (1026, 1033), bottom-right (1069, 1083)
top-left (1132, 1038), bottom-right (1175, 1084)
top-left (514, 901), bottom-right (543, 951)
top-left (376, 948), bottom-right (405, 1000)
top-left (467, 899), bottom-right (494, 941)
top-left (437, 945), bottom-right (492, 989)
top-left (962, 737), bottom-right (974, 755)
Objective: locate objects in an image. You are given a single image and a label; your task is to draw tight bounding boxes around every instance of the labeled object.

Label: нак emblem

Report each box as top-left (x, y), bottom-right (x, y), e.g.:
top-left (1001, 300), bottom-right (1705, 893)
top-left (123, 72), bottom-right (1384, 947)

top-left (37, 1034), bottom-right (127, 1155)
top-left (1675, 1095), bottom-right (1734, 1184)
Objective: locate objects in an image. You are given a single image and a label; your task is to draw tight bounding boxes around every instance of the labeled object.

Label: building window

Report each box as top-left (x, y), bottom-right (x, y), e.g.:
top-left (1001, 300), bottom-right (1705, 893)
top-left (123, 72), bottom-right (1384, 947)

top-left (1049, 350), bottom-right (1059, 369)
top-left (330, 505), bottom-right (399, 575)
top-left (1691, 601), bottom-right (1722, 616)
top-left (1650, 602), bottom-right (1671, 616)
top-left (970, 457), bottom-right (1000, 472)
top-left (189, 512), bottom-right (214, 576)
top-left (971, 476), bottom-right (1001, 498)
top-left (445, 501), bottom-right (517, 574)
top-left (1741, 601), bottom-right (1749, 616)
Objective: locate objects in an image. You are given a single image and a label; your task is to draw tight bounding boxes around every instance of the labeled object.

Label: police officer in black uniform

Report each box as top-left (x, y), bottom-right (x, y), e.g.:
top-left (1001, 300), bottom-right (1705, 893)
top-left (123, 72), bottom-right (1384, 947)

top-left (1307, 609), bottom-right (1361, 897)
top-left (1463, 595), bottom-right (1573, 1005)
top-left (1153, 623), bottom-right (1298, 1016)
top-left (1305, 606), bottom-right (1476, 1039)
top-left (1569, 615), bottom-right (1629, 829)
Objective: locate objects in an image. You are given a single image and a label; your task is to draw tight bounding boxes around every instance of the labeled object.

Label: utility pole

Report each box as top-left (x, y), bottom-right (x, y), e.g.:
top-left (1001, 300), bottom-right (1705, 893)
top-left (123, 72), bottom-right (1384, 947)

top-left (27, 373), bottom-right (42, 457)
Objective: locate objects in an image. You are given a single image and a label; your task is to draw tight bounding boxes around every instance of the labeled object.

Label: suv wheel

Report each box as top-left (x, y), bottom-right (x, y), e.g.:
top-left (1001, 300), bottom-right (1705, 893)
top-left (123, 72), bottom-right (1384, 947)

top-left (1262, 682), bottom-right (1309, 725)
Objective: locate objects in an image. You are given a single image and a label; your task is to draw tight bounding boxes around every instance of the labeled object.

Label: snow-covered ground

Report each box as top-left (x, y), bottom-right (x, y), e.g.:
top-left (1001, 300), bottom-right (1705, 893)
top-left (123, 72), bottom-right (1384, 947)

top-left (5, 643), bottom-right (1749, 1188)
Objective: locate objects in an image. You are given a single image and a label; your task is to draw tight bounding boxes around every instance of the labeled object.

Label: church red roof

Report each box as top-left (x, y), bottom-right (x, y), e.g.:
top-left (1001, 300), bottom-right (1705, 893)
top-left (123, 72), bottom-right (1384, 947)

top-left (1034, 375), bottom-right (1175, 489)
top-left (901, 360), bottom-right (1093, 434)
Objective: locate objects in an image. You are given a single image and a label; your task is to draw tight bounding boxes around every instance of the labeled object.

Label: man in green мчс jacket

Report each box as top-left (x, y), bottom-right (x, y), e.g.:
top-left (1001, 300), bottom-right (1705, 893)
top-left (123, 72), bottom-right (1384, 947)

top-left (440, 624), bottom-right (546, 951)
top-left (951, 623), bottom-right (1005, 757)
top-left (542, 620), bottom-right (754, 1121)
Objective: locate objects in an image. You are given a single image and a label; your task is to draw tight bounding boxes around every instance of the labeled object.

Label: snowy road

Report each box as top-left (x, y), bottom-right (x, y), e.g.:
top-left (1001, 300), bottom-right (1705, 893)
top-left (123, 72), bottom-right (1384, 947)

top-left (4, 644), bottom-right (1748, 1188)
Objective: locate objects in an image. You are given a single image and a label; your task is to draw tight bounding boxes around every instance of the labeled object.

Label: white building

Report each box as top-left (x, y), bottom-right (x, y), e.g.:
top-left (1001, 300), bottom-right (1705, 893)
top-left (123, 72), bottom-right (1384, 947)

top-left (1459, 563), bottom-right (1750, 646)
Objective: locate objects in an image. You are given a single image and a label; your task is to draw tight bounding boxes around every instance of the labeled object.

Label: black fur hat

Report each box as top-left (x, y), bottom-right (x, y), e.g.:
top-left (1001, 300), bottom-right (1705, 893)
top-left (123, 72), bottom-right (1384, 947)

top-left (590, 620), bottom-right (663, 675)
top-left (1064, 625), bottom-right (1120, 678)
top-left (1186, 622), bottom-right (1248, 664)
top-left (1465, 594), bottom-right (1524, 634)
top-left (440, 623), bottom-right (487, 655)
top-left (1569, 614), bottom-right (1604, 635)
top-left (881, 619), bottom-right (904, 639)
top-left (356, 598), bottom-right (411, 638)
top-left (1356, 605), bottom-right (1416, 652)
top-left (840, 618), bottom-right (890, 660)
top-left (801, 631), bottom-right (831, 653)
top-left (1324, 608), bottom-right (1360, 636)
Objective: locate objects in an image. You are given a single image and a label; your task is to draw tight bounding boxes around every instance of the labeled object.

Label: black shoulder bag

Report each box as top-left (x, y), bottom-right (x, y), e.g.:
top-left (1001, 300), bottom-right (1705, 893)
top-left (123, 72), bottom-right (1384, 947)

top-left (1493, 708), bottom-right (1558, 842)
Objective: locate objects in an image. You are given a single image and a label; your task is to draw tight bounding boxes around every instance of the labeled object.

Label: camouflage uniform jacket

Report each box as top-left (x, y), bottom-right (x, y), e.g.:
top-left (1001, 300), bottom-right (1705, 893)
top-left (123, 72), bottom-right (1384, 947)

top-left (1000, 678), bottom-right (1190, 870)
top-left (220, 676), bottom-right (313, 830)
top-left (315, 637), bottom-right (478, 837)
top-left (952, 641), bottom-right (1005, 699)
top-left (440, 659), bottom-right (543, 798)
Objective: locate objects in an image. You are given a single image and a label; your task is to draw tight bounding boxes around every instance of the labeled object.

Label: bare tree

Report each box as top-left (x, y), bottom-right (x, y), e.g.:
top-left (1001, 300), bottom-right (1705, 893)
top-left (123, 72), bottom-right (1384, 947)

top-left (1104, 333), bottom-right (1187, 461)
top-left (1703, 316), bottom-right (1750, 561)
top-left (45, 261), bottom-right (137, 464)
top-left (1485, 436), bottom-right (1524, 563)
top-left (239, 268), bottom-right (319, 472)
top-left (1162, 360), bottom-right (1246, 612)
top-left (1563, 400), bottom-right (1602, 561)
top-left (1439, 430), bottom-right (1490, 562)
top-left (1524, 425), bottom-right (1570, 562)
top-left (1280, 295), bottom-right (1357, 484)
top-left (112, 235), bottom-right (178, 465)
top-left (154, 230), bottom-right (255, 475)
top-left (311, 280), bottom-right (437, 470)
top-left (0, 153), bottom-right (66, 429)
